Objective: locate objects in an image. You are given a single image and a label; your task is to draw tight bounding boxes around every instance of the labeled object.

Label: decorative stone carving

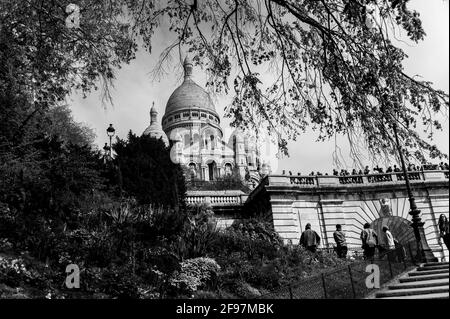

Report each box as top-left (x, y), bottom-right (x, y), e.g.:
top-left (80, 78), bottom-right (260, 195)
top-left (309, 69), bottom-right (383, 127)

top-left (379, 198), bottom-right (392, 217)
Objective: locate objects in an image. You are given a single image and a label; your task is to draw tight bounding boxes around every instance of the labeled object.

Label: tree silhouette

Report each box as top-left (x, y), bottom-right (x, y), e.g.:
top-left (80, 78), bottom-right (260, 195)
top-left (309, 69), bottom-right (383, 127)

top-left (112, 132), bottom-right (187, 209)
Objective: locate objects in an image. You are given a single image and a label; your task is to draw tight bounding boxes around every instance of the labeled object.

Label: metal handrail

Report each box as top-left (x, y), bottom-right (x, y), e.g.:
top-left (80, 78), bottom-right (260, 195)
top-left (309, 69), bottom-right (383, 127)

top-left (254, 241), bottom-right (420, 299)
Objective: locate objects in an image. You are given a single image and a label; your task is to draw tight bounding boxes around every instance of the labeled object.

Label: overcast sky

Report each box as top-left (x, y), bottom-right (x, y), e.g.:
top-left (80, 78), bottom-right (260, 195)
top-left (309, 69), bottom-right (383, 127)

top-left (69, 0), bottom-right (449, 174)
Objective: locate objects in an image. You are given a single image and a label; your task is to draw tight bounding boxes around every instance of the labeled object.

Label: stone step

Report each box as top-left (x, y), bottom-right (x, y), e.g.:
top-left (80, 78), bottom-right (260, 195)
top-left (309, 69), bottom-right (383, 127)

top-left (409, 269), bottom-right (449, 276)
top-left (388, 278), bottom-right (449, 290)
top-left (417, 265), bottom-right (449, 271)
top-left (423, 262), bottom-right (449, 267)
top-left (400, 273), bottom-right (449, 283)
top-left (375, 286), bottom-right (449, 298)
top-left (377, 292), bottom-right (449, 299)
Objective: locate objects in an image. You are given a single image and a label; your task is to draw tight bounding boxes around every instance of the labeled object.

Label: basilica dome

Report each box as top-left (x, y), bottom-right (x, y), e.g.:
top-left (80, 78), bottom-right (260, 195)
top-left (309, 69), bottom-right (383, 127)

top-left (164, 57), bottom-right (218, 117)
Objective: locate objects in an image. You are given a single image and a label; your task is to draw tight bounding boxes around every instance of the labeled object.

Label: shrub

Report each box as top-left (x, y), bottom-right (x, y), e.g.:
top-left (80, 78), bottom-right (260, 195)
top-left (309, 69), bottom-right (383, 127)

top-left (169, 257), bottom-right (221, 295)
top-left (209, 218), bottom-right (283, 260)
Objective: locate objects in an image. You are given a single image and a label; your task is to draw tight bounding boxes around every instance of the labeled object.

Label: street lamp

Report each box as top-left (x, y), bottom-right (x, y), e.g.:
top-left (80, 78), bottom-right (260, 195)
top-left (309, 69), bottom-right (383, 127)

top-left (106, 124), bottom-right (115, 158)
top-left (392, 122), bottom-right (436, 262)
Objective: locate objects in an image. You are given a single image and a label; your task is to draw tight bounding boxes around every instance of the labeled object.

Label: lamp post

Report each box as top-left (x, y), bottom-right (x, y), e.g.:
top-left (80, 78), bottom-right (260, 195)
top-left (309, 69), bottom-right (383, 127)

top-left (106, 124), bottom-right (115, 158)
top-left (392, 122), bottom-right (436, 262)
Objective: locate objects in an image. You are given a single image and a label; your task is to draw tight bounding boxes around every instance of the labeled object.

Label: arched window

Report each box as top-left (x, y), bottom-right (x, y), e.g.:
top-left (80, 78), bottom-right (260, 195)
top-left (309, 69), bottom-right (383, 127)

top-left (188, 163), bottom-right (197, 179)
top-left (224, 163), bottom-right (232, 175)
top-left (210, 135), bottom-right (215, 150)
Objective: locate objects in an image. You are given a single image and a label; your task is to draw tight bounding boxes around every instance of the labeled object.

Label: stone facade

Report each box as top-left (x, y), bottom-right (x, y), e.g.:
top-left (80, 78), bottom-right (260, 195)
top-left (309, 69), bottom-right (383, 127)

top-left (143, 57), bottom-right (268, 188)
top-left (245, 170), bottom-right (450, 261)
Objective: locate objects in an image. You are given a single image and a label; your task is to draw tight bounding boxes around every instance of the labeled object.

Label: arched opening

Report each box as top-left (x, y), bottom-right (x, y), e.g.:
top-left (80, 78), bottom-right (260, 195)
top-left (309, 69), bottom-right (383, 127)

top-left (210, 135), bottom-right (215, 150)
top-left (207, 161), bottom-right (217, 181)
top-left (224, 163), bottom-right (232, 176)
top-left (188, 163), bottom-right (197, 180)
top-left (371, 216), bottom-right (417, 251)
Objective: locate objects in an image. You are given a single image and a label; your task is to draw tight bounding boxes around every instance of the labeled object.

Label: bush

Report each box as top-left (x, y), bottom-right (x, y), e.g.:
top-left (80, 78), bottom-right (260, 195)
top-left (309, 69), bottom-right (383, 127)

top-left (209, 218), bottom-right (283, 260)
top-left (169, 257), bottom-right (221, 295)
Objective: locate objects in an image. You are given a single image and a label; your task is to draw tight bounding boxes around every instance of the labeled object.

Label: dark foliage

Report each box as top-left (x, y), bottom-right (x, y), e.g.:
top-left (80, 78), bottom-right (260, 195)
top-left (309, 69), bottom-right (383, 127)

top-left (112, 132), bottom-right (187, 209)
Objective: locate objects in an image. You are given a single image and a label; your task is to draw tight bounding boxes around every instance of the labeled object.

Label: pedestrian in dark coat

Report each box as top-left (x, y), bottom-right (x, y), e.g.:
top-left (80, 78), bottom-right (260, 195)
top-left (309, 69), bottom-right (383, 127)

top-left (300, 223), bottom-right (321, 253)
top-left (361, 223), bottom-right (378, 259)
top-left (333, 224), bottom-right (348, 258)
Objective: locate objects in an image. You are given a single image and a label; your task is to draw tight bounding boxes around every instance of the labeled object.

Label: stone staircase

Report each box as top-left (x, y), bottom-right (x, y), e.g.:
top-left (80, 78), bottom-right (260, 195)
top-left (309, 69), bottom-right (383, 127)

top-left (376, 262), bottom-right (449, 299)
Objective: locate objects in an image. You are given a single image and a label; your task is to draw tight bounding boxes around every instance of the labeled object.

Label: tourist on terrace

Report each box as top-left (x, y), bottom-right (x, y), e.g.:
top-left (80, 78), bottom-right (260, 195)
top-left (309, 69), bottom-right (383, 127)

top-left (386, 166), bottom-right (393, 173)
top-left (360, 223), bottom-right (378, 260)
top-left (333, 224), bottom-right (348, 259)
top-left (393, 165), bottom-right (401, 172)
top-left (333, 169), bottom-right (339, 176)
top-left (364, 166), bottom-right (370, 175)
top-left (300, 223), bottom-right (321, 254)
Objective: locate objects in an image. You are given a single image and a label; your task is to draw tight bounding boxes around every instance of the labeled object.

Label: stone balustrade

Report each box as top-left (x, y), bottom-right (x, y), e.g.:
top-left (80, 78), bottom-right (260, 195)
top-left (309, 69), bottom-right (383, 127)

top-left (186, 190), bottom-right (248, 207)
top-left (260, 170), bottom-right (449, 188)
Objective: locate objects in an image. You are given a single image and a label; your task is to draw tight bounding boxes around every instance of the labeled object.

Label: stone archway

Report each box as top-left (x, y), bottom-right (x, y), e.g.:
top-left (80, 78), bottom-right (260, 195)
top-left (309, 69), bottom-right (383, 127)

top-left (371, 216), bottom-right (417, 251)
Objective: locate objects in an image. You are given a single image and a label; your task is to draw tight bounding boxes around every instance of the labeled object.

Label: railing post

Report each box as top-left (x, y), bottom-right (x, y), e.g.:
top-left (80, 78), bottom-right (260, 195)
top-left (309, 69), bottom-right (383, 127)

top-left (408, 242), bottom-right (415, 265)
top-left (348, 265), bottom-right (356, 299)
top-left (321, 273), bottom-right (327, 299)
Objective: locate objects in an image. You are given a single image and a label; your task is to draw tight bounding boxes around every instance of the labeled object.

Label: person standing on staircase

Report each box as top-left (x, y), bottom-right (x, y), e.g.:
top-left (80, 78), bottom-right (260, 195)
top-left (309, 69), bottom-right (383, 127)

top-left (438, 214), bottom-right (449, 250)
top-left (382, 226), bottom-right (396, 250)
top-left (382, 226), bottom-right (396, 262)
top-left (360, 223), bottom-right (378, 260)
